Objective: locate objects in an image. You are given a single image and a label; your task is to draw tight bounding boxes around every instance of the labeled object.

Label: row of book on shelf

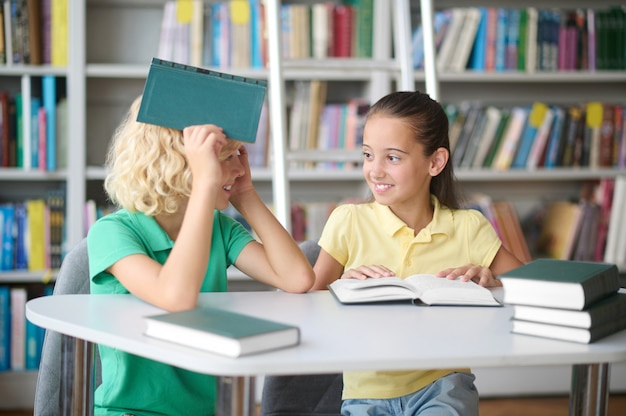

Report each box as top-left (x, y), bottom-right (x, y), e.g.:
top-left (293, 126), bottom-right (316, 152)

top-left (466, 176), bottom-right (626, 271)
top-left (533, 177), bottom-right (626, 269)
top-left (0, 0), bottom-right (67, 66)
top-left (0, 190), bottom-right (64, 272)
top-left (501, 259), bottom-right (626, 344)
top-left (156, 0), bottom-right (374, 70)
top-left (225, 176), bottom-right (626, 263)
top-left (447, 101), bottom-right (626, 171)
top-left (240, 84), bottom-right (370, 171)
top-left (0, 282), bottom-right (53, 371)
top-left (0, 75), bottom-right (67, 171)
top-left (412, 6), bottom-right (626, 72)
top-left (5, 178), bottom-right (624, 276)
top-left (282, 92), bottom-right (626, 172)
top-left (288, 80), bottom-right (369, 169)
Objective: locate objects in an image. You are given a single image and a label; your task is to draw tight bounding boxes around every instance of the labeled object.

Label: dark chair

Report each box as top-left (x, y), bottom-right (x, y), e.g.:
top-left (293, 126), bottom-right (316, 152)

top-left (260, 240), bottom-right (343, 416)
top-left (34, 238), bottom-right (101, 416)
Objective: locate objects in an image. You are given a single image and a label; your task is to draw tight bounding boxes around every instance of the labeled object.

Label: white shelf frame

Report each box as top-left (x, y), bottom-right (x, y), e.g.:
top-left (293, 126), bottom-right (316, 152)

top-left (266, 0), bottom-right (417, 230)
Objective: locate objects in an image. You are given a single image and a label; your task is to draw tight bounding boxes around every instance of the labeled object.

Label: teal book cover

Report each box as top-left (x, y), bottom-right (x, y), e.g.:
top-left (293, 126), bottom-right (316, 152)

top-left (144, 306), bottom-right (300, 357)
top-left (501, 259), bottom-right (618, 285)
top-left (501, 259), bottom-right (620, 310)
top-left (137, 58), bottom-right (267, 143)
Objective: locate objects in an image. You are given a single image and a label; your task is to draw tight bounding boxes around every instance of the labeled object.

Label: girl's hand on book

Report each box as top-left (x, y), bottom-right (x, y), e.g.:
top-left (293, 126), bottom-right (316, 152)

top-left (341, 265), bottom-right (396, 280)
top-left (436, 264), bottom-right (503, 287)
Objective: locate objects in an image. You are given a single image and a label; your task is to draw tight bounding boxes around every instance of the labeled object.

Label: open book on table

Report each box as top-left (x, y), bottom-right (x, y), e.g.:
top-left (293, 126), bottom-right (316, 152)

top-left (328, 274), bottom-right (501, 306)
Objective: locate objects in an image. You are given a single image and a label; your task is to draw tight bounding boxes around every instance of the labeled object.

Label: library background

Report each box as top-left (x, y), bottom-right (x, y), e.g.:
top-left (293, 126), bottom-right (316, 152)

top-left (1, 0), bottom-right (626, 411)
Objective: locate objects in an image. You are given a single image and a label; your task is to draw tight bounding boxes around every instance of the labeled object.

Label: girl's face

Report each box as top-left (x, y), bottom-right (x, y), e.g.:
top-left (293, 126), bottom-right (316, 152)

top-left (361, 115), bottom-right (437, 211)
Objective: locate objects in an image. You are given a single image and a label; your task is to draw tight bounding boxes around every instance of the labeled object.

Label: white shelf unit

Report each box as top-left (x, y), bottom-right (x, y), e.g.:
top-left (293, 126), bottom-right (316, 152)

top-left (2, 0), bottom-right (626, 409)
top-left (407, 0), bottom-right (626, 250)
top-left (0, 0), bottom-right (411, 407)
top-left (409, 0), bottom-right (626, 396)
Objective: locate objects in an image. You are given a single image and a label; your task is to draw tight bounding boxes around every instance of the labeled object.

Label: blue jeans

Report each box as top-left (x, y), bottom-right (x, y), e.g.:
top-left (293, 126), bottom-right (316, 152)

top-left (341, 372), bottom-right (479, 416)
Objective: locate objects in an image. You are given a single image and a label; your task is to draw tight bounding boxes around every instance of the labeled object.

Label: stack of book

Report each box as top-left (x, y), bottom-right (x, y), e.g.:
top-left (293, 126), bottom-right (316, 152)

top-left (500, 259), bottom-right (626, 344)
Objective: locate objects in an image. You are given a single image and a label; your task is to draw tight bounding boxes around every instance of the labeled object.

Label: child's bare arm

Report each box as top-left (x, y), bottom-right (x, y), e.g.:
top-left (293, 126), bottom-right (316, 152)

top-left (110, 125), bottom-right (227, 311)
top-left (231, 147), bottom-right (314, 293)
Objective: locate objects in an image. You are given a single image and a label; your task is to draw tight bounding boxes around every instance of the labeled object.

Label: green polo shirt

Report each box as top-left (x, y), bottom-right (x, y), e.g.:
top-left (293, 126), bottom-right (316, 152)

top-left (88, 209), bottom-right (254, 416)
top-left (319, 196), bottom-right (501, 400)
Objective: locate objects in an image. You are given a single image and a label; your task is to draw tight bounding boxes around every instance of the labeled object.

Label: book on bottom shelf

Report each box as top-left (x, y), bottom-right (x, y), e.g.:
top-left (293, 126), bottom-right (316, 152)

top-left (512, 292), bottom-right (626, 329)
top-left (511, 315), bottom-right (626, 344)
top-left (500, 259), bottom-right (620, 310)
top-left (0, 285), bottom-right (9, 370)
top-left (328, 274), bottom-right (501, 306)
top-left (535, 200), bottom-right (584, 260)
top-left (10, 286), bottom-right (27, 370)
top-left (144, 306), bottom-right (300, 358)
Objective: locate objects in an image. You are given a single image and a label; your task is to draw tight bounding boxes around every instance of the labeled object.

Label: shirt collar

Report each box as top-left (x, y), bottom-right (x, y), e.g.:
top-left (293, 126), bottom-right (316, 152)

top-left (372, 196), bottom-right (455, 238)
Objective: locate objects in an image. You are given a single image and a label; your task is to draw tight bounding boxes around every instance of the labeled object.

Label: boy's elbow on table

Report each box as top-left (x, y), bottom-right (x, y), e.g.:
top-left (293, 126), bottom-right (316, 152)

top-left (282, 268), bottom-right (316, 293)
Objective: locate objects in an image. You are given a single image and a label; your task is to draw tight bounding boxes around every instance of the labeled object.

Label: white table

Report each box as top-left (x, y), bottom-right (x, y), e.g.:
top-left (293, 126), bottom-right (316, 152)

top-left (26, 289), bottom-right (626, 416)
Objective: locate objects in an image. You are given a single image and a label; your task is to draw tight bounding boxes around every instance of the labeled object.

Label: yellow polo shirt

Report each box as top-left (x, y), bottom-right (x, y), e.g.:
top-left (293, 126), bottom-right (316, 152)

top-left (319, 196), bottom-right (501, 400)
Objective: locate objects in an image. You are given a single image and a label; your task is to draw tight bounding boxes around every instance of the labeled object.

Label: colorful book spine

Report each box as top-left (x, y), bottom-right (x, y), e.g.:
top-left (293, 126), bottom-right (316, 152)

top-left (494, 8), bottom-right (507, 71)
top-left (493, 106), bottom-right (528, 170)
top-left (14, 202), bottom-right (27, 270)
top-left (38, 106), bottom-right (46, 171)
top-left (468, 7), bottom-right (487, 71)
top-left (516, 9), bottom-right (528, 71)
top-left (249, 0), bottom-right (264, 68)
top-left (543, 106), bottom-right (566, 168)
top-left (30, 97), bottom-right (40, 169)
top-left (0, 204), bottom-right (15, 270)
top-left (505, 8), bottom-right (520, 70)
top-left (26, 199), bottom-right (47, 271)
top-left (43, 74), bottom-right (57, 171)
top-left (0, 285), bottom-right (9, 370)
top-left (511, 102), bottom-right (548, 169)
top-left (10, 286), bottom-right (27, 370)
top-left (50, 0), bottom-right (67, 66)
top-left (526, 105), bottom-right (555, 169)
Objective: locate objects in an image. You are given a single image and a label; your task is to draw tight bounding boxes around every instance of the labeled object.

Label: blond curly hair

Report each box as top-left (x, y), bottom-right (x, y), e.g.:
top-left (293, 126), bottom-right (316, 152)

top-left (104, 96), bottom-right (192, 216)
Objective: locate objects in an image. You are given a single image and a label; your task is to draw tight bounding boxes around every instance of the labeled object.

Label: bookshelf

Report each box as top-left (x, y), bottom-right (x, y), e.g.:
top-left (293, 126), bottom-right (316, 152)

top-left (410, 0), bottom-right (626, 399)
top-left (0, 0), bottom-right (413, 408)
top-left (1, 0), bottom-right (626, 409)
top-left (409, 0), bottom-right (626, 239)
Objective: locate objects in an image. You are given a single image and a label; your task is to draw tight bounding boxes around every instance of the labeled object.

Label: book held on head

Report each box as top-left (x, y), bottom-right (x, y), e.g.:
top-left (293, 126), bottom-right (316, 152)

top-left (137, 57), bottom-right (267, 143)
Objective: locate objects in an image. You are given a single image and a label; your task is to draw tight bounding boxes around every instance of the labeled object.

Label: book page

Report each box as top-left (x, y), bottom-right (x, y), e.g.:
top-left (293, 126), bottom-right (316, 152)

top-left (328, 277), bottom-right (418, 303)
top-left (406, 274), bottom-right (500, 306)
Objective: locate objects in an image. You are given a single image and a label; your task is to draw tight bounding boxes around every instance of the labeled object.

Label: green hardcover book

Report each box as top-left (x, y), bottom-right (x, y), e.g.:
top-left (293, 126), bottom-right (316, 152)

top-left (137, 58), bottom-right (267, 143)
top-left (344, 0), bottom-right (374, 58)
top-left (500, 259), bottom-right (620, 310)
top-left (144, 306), bottom-right (300, 357)
top-left (482, 108), bottom-right (511, 168)
top-left (511, 314), bottom-right (626, 344)
top-left (512, 292), bottom-right (626, 329)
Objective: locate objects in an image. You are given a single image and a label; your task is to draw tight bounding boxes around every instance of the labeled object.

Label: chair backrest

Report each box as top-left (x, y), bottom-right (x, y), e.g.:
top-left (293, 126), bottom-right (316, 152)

top-left (260, 240), bottom-right (343, 416)
top-left (34, 238), bottom-right (101, 415)
top-left (298, 239), bottom-right (321, 268)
